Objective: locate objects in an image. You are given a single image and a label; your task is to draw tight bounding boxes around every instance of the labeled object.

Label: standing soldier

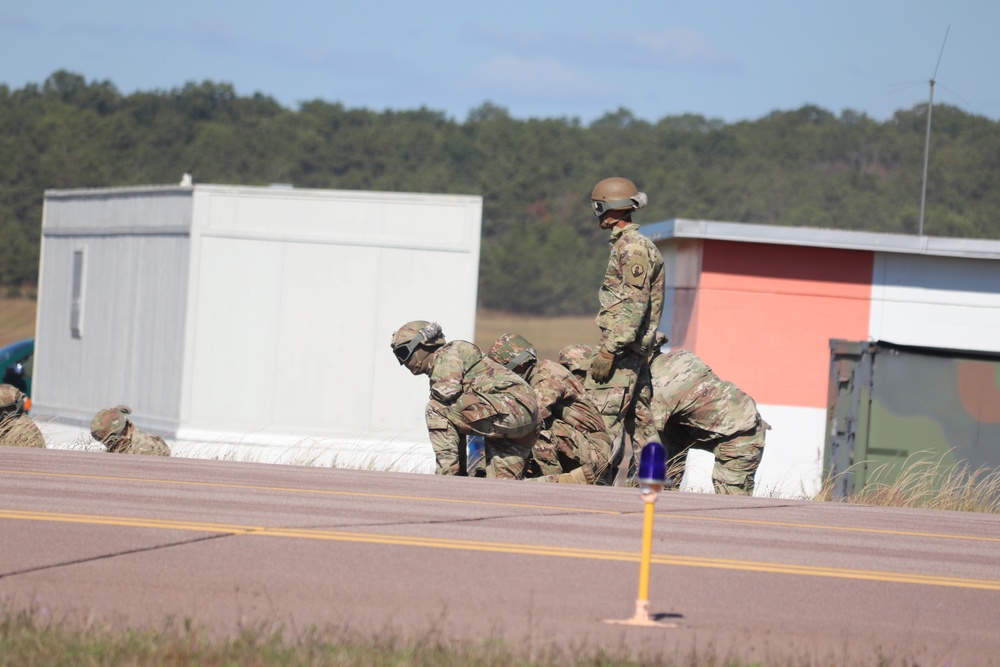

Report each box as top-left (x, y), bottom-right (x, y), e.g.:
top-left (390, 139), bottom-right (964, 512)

top-left (586, 177), bottom-right (664, 485)
top-left (0, 383), bottom-right (45, 448)
top-left (488, 333), bottom-right (611, 484)
top-left (90, 405), bottom-right (171, 456)
top-left (649, 332), bottom-right (769, 495)
top-left (390, 320), bottom-right (539, 480)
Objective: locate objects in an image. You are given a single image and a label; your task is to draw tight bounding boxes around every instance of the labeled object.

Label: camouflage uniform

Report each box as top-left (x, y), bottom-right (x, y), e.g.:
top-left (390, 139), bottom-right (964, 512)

top-left (557, 344), bottom-right (594, 383)
top-left (649, 347), bottom-right (768, 495)
top-left (587, 223), bottom-right (664, 485)
top-left (0, 383), bottom-right (45, 448)
top-left (525, 359), bottom-right (613, 483)
top-left (90, 405), bottom-right (171, 456)
top-left (391, 321), bottom-right (539, 480)
top-left (489, 335), bottom-right (611, 484)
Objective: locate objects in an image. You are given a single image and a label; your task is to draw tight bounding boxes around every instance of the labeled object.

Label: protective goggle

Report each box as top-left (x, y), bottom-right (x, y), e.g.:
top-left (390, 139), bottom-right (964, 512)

top-left (591, 198), bottom-right (636, 217)
top-left (503, 350), bottom-right (535, 371)
top-left (392, 335), bottom-right (424, 365)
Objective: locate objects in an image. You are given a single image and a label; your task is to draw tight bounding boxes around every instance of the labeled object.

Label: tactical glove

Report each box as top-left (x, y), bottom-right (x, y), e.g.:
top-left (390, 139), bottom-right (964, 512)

top-left (589, 348), bottom-right (616, 384)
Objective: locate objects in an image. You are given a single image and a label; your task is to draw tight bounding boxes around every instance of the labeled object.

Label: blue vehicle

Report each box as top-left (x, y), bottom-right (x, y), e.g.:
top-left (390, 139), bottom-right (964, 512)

top-left (0, 338), bottom-right (34, 398)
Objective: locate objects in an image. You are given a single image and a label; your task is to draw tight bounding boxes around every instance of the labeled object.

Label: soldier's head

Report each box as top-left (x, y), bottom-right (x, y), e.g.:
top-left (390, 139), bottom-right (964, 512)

top-left (390, 320), bottom-right (445, 376)
top-left (558, 344), bottom-right (594, 379)
top-left (654, 331), bottom-right (669, 353)
top-left (0, 383), bottom-right (27, 418)
top-left (590, 177), bottom-right (648, 230)
top-left (90, 405), bottom-right (132, 447)
top-left (487, 333), bottom-right (537, 378)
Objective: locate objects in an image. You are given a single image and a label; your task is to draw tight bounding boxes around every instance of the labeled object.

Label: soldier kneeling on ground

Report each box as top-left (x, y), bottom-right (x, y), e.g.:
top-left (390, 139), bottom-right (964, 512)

top-left (488, 333), bottom-right (611, 484)
top-left (90, 405), bottom-right (171, 456)
top-left (0, 383), bottom-right (45, 448)
top-left (390, 320), bottom-right (539, 480)
top-left (649, 332), bottom-right (770, 495)
top-left (557, 344), bottom-right (594, 384)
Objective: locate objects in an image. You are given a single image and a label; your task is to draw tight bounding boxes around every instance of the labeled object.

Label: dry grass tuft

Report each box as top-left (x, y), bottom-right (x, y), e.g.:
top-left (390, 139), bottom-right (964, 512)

top-left (816, 451), bottom-right (1000, 513)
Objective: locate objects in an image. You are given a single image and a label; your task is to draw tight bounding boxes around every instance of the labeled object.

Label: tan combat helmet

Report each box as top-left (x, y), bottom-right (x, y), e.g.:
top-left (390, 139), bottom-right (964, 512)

top-left (487, 333), bottom-right (537, 373)
top-left (557, 344), bottom-right (594, 374)
top-left (390, 320), bottom-right (444, 365)
top-left (590, 177), bottom-right (648, 217)
top-left (0, 383), bottom-right (27, 416)
top-left (654, 331), bottom-right (669, 349)
top-left (90, 405), bottom-right (132, 444)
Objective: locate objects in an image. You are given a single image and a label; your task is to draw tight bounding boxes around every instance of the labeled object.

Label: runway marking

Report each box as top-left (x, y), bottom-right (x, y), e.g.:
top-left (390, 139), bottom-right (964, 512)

top-left (2, 468), bottom-right (998, 545)
top-left (2, 508), bottom-right (1000, 592)
top-left (0, 469), bottom-right (619, 515)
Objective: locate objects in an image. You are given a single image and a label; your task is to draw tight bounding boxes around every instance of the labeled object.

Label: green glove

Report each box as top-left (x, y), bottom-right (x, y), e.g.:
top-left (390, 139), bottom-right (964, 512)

top-left (589, 348), bottom-right (616, 384)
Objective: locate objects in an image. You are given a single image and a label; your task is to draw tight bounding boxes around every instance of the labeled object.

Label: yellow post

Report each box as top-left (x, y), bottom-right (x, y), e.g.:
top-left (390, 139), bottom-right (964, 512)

top-left (633, 493), bottom-right (657, 621)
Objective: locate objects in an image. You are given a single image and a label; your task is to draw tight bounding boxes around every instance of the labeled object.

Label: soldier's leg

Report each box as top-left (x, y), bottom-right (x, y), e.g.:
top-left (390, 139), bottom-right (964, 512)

top-left (711, 423), bottom-right (766, 495)
top-left (530, 430), bottom-right (563, 476)
top-left (484, 435), bottom-right (534, 480)
top-left (425, 399), bottom-right (463, 475)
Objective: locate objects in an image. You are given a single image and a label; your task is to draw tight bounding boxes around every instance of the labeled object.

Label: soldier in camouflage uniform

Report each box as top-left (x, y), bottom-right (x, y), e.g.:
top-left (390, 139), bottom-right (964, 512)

top-left (488, 333), bottom-right (611, 484)
top-left (586, 177), bottom-right (664, 486)
top-left (391, 320), bottom-right (539, 480)
top-left (0, 383), bottom-right (45, 448)
top-left (557, 344), bottom-right (594, 383)
top-left (90, 405), bottom-right (171, 456)
top-left (649, 332), bottom-right (769, 495)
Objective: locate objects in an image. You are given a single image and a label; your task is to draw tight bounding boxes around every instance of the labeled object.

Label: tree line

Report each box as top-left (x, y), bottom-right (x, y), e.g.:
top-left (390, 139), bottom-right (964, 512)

top-left (2, 71), bottom-right (998, 314)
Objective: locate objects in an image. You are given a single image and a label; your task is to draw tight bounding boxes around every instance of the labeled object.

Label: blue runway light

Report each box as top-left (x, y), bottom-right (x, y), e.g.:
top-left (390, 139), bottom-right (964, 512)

top-left (638, 441), bottom-right (667, 485)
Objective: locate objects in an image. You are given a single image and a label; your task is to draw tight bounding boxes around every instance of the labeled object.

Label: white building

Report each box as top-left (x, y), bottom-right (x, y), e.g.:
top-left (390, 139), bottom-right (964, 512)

top-left (33, 183), bottom-right (482, 470)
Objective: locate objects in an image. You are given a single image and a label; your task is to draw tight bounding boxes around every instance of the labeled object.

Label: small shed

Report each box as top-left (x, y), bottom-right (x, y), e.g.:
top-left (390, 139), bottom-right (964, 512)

top-left (33, 183), bottom-right (483, 469)
top-left (643, 219), bottom-right (1000, 497)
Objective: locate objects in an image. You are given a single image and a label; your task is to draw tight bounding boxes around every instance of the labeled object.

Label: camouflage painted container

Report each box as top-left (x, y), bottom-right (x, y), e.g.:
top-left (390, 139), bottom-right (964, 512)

top-left (826, 339), bottom-right (1000, 498)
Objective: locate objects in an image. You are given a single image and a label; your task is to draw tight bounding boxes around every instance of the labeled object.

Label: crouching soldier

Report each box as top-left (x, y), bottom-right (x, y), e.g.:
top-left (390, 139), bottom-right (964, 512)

top-left (0, 383), bottom-right (45, 448)
top-left (90, 405), bottom-right (171, 456)
top-left (557, 344), bottom-right (594, 383)
top-left (390, 320), bottom-right (539, 480)
top-left (488, 334), bottom-right (611, 484)
top-left (649, 332), bottom-right (769, 495)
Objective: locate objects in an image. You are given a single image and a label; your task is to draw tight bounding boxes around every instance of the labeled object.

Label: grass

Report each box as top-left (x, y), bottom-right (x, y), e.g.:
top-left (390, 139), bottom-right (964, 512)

top-left (815, 451), bottom-right (1000, 513)
top-left (0, 605), bottom-right (922, 667)
top-left (475, 309), bottom-right (600, 364)
top-left (0, 296), bottom-right (36, 347)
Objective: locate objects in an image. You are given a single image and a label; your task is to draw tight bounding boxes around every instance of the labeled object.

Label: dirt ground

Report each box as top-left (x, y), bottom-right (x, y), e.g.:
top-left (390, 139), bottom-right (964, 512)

top-left (0, 298), bottom-right (36, 347)
top-left (0, 299), bottom-right (598, 362)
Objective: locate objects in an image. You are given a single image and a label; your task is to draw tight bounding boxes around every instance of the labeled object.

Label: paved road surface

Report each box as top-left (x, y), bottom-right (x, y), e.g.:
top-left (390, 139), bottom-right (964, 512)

top-left (1, 447), bottom-right (998, 664)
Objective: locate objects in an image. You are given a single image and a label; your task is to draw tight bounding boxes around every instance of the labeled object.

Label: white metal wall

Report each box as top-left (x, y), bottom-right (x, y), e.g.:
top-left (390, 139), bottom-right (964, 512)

top-left (870, 253), bottom-right (1000, 353)
top-left (33, 189), bottom-right (192, 430)
top-left (178, 186), bottom-right (482, 449)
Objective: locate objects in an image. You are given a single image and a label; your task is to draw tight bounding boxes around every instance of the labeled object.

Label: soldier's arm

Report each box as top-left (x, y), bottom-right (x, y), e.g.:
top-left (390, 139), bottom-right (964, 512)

top-left (601, 240), bottom-right (653, 354)
top-left (429, 354), bottom-right (464, 403)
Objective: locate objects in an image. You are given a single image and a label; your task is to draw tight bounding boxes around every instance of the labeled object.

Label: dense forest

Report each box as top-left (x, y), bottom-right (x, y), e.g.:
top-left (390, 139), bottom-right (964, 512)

top-left (2, 71), bottom-right (998, 314)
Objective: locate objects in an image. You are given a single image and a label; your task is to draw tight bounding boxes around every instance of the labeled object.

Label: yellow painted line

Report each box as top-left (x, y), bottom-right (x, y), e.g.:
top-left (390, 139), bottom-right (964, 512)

top-left (2, 508), bottom-right (1000, 592)
top-left (2, 468), bottom-right (997, 544)
top-left (664, 513), bottom-right (1000, 544)
top-left (0, 469), bottom-right (619, 515)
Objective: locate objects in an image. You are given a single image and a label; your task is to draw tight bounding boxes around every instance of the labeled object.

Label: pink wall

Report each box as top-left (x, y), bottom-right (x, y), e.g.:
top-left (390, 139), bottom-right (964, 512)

top-left (679, 240), bottom-right (873, 408)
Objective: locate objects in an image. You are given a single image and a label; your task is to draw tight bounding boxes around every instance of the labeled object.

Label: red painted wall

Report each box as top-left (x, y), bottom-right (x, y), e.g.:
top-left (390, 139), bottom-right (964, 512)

top-left (686, 241), bottom-right (873, 408)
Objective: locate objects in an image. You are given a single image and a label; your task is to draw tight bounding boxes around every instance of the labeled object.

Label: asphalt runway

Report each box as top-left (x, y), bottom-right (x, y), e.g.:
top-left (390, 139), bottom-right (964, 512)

top-left (1, 447), bottom-right (998, 664)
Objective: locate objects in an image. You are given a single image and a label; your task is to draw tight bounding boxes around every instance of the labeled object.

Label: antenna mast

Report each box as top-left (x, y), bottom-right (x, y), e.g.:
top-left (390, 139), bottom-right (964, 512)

top-left (918, 26), bottom-right (950, 236)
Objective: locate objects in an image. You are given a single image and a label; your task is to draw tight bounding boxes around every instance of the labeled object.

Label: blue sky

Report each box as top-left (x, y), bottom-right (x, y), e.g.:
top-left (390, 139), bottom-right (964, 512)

top-left (2, 0), bottom-right (997, 124)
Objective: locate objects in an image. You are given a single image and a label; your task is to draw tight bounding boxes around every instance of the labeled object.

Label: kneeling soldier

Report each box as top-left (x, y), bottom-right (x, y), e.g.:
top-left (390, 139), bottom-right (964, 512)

top-left (0, 383), bottom-right (45, 448)
top-left (391, 321), bottom-right (539, 480)
top-left (90, 405), bottom-right (171, 456)
top-left (489, 333), bottom-right (611, 484)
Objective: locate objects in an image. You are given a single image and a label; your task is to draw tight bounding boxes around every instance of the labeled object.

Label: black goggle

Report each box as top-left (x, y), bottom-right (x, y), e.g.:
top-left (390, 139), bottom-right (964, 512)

top-left (392, 335), bottom-right (423, 365)
top-left (591, 198), bottom-right (635, 217)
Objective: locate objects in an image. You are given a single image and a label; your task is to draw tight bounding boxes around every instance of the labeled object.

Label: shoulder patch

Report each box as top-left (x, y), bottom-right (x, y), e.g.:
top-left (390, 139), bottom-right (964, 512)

top-left (624, 255), bottom-right (649, 287)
